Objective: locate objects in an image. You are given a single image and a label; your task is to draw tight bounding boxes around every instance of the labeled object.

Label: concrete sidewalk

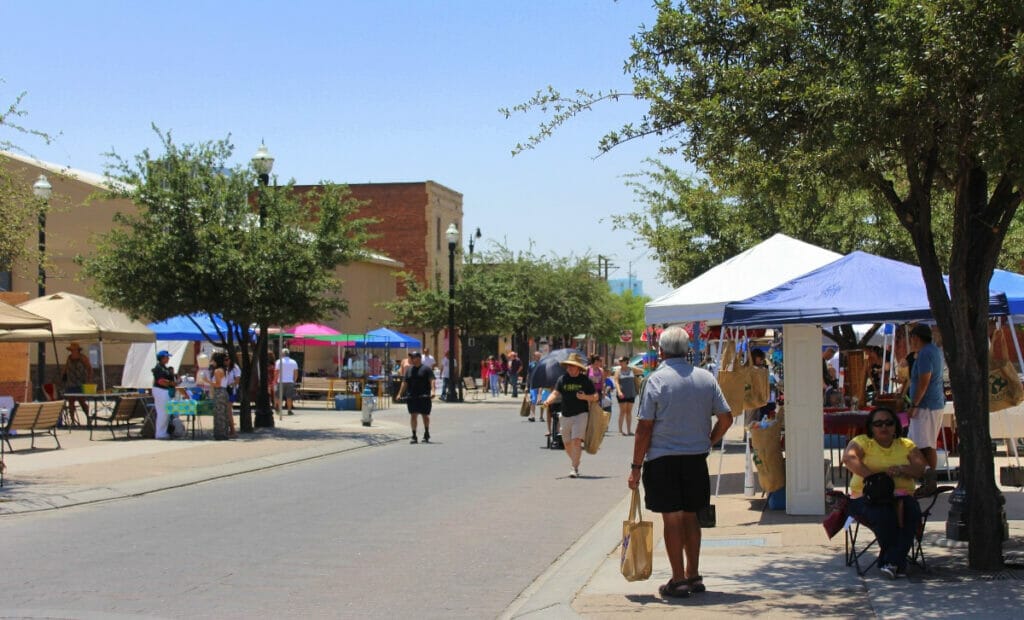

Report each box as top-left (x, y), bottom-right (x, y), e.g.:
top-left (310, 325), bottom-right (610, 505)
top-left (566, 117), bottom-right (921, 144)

top-left (503, 445), bottom-right (1024, 619)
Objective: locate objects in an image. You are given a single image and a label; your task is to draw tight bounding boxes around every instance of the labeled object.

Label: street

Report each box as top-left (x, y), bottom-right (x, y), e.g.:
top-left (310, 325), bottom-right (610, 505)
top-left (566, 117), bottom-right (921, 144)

top-left (0, 403), bottom-right (634, 619)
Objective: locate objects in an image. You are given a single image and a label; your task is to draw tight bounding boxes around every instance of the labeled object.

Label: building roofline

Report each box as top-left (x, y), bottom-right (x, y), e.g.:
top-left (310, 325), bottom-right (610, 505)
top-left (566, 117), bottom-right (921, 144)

top-left (0, 150), bottom-right (126, 191)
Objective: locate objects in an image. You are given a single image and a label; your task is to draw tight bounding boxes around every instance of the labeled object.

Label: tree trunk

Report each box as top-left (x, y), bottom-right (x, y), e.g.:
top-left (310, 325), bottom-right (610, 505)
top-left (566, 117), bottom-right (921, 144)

top-left (238, 342), bottom-right (254, 434)
top-left (933, 163), bottom-right (1005, 570)
top-left (254, 328), bottom-right (274, 428)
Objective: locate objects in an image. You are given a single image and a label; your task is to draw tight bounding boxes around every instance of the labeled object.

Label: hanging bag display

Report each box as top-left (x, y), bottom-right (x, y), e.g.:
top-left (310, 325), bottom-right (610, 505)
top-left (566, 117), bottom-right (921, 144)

top-left (620, 487), bottom-right (654, 582)
top-left (989, 329), bottom-right (1024, 412)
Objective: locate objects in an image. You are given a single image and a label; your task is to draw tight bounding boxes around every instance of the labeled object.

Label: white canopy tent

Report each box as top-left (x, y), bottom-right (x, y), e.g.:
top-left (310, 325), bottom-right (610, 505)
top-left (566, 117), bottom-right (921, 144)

top-left (120, 341), bottom-right (190, 390)
top-left (644, 234), bottom-right (843, 325)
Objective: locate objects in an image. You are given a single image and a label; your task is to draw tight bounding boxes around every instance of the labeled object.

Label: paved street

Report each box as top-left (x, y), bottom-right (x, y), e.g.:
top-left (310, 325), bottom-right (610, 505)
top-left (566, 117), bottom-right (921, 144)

top-left (0, 400), bottom-right (633, 619)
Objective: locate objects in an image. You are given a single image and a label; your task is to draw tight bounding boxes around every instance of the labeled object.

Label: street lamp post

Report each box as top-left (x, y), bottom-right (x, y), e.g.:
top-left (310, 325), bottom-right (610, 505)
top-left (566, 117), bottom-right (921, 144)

top-left (445, 223), bottom-right (460, 402)
top-left (32, 174), bottom-right (51, 401)
top-left (467, 226), bottom-right (481, 263)
top-left (252, 143), bottom-right (275, 427)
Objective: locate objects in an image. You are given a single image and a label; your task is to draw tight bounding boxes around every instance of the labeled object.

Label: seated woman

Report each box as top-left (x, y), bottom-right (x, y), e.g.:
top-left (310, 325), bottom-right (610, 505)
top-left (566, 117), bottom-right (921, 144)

top-left (842, 407), bottom-right (928, 579)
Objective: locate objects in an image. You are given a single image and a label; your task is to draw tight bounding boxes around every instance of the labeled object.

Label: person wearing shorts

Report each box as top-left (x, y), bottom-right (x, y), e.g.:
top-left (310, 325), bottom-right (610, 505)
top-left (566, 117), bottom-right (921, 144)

top-left (396, 350), bottom-right (435, 444)
top-left (612, 355), bottom-right (640, 435)
top-left (628, 325), bottom-right (732, 599)
top-left (907, 323), bottom-right (944, 492)
top-left (274, 348), bottom-right (299, 415)
top-left (544, 352), bottom-right (597, 478)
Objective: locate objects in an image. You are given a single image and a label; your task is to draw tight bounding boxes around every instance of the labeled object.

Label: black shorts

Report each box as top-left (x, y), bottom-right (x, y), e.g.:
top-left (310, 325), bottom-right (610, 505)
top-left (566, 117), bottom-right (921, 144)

top-left (641, 453), bottom-right (710, 513)
top-left (617, 396), bottom-right (636, 404)
top-left (406, 396), bottom-right (432, 415)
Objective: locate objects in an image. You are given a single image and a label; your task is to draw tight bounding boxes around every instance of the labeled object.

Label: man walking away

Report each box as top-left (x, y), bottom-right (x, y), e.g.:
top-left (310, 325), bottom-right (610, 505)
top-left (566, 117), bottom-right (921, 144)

top-left (508, 351), bottom-right (523, 398)
top-left (628, 325), bottom-right (732, 598)
top-left (396, 351), bottom-right (435, 443)
top-left (275, 348), bottom-right (299, 415)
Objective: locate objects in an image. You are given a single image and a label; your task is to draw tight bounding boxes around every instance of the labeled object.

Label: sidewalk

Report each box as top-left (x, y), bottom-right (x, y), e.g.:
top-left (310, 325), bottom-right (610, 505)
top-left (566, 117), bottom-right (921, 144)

top-left (504, 444), bottom-right (1024, 619)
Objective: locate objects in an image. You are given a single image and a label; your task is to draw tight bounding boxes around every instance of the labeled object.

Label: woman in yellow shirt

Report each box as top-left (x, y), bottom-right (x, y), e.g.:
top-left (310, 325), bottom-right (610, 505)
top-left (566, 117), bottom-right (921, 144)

top-left (842, 407), bottom-right (928, 579)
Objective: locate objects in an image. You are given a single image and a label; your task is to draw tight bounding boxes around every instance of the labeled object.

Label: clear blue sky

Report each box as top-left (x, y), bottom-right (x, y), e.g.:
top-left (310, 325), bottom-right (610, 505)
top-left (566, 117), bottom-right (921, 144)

top-left (2, 0), bottom-right (682, 298)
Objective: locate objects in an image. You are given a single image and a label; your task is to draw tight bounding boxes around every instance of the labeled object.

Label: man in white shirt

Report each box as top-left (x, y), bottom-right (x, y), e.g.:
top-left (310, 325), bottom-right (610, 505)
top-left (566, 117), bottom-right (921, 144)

top-left (440, 352), bottom-right (451, 401)
top-left (422, 347), bottom-right (436, 369)
top-left (275, 348), bottom-right (300, 415)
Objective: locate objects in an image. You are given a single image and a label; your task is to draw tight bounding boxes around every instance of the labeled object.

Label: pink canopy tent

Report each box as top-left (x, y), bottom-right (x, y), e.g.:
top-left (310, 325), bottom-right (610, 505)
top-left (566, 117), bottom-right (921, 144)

top-left (286, 323), bottom-right (345, 347)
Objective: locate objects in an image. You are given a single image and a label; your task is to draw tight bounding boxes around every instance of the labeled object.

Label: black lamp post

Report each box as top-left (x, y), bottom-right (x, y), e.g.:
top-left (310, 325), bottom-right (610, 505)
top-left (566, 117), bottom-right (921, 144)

top-left (446, 223), bottom-right (460, 402)
top-left (33, 174), bottom-right (51, 401)
top-left (252, 143), bottom-right (275, 427)
top-left (468, 226), bottom-right (481, 263)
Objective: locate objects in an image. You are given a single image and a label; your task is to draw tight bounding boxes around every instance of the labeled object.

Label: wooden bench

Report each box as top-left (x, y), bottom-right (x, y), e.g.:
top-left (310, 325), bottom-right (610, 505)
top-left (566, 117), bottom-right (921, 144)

top-left (296, 377), bottom-right (337, 408)
top-left (89, 396), bottom-right (151, 440)
top-left (1, 401), bottom-right (65, 451)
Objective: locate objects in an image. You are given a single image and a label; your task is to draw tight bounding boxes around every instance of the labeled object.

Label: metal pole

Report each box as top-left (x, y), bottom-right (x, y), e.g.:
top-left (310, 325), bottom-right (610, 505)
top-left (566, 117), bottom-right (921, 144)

top-left (254, 172), bottom-right (274, 427)
top-left (36, 207), bottom-right (46, 401)
top-left (448, 238), bottom-right (458, 402)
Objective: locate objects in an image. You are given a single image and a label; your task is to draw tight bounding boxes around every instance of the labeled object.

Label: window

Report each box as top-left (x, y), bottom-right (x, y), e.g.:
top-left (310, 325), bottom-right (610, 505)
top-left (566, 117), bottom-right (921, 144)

top-left (436, 217), bottom-right (441, 251)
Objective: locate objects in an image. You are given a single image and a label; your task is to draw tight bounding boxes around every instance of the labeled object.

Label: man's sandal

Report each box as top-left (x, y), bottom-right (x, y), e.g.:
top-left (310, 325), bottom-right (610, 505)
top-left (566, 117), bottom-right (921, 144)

top-left (658, 579), bottom-right (690, 598)
top-left (686, 576), bottom-right (706, 593)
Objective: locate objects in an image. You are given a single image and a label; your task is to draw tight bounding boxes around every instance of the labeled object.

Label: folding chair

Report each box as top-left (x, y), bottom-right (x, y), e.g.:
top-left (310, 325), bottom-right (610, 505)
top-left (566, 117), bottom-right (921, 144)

top-left (845, 485), bottom-right (954, 576)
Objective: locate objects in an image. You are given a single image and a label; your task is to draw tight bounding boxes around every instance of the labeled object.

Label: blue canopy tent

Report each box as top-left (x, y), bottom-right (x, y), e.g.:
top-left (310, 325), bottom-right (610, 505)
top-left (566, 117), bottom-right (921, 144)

top-left (990, 269), bottom-right (1024, 317)
top-left (722, 251), bottom-right (1010, 326)
top-left (355, 327), bottom-right (421, 349)
top-left (147, 314), bottom-right (230, 341)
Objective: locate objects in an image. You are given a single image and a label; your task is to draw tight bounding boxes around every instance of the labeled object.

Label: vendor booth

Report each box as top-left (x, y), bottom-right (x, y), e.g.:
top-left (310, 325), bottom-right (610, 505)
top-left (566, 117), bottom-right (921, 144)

top-left (722, 251), bottom-right (1011, 514)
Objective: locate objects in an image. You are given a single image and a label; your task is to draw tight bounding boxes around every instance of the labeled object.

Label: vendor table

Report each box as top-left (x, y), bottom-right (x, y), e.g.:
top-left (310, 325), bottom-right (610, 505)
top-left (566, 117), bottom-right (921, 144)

top-left (166, 399), bottom-right (215, 439)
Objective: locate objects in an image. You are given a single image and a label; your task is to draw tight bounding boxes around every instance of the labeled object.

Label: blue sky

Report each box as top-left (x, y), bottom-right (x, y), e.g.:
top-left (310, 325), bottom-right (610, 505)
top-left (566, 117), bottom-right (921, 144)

top-left (2, 0), bottom-right (683, 298)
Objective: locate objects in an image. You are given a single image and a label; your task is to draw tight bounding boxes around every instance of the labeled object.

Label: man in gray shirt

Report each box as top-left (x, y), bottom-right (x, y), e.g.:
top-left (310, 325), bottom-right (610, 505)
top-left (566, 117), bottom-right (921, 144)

top-left (628, 325), bottom-right (732, 599)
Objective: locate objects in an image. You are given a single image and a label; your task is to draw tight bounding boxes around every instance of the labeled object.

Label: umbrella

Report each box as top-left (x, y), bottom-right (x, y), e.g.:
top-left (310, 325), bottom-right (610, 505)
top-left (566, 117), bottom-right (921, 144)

top-left (529, 348), bottom-right (587, 389)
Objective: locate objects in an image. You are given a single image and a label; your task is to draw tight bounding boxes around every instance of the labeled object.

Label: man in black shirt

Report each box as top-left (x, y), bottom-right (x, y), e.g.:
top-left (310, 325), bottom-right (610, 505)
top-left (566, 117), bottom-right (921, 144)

top-left (396, 350), bottom-right (436, 444)
top-left (544, 352), bottom-right (598, 477)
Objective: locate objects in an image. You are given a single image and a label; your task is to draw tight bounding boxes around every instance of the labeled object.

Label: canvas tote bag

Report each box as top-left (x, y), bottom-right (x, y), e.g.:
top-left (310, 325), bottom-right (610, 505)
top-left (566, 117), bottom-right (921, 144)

top-left (584, 400), bottom-right (611, 455)
top-left (519, 395), bottom-right (531, 417)
top-left (717, 341), bottom-right (770, 414)
top-left (989, 329), bottom-right (1024, 412)
top-left (620, 487), bottom-right (654, 582)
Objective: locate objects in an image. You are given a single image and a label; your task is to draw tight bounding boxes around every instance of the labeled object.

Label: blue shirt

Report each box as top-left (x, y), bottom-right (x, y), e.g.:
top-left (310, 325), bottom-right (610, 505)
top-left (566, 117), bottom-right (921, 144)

top-left (910, 342), bottom-right (945, 410)
top-left (635, 357), bottom-right (731, 460)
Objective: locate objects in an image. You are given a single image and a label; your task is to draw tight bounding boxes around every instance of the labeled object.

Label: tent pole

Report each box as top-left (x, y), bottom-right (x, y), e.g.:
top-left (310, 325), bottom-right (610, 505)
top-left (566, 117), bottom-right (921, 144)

top-left (99, 337), bottom-right (107, 393)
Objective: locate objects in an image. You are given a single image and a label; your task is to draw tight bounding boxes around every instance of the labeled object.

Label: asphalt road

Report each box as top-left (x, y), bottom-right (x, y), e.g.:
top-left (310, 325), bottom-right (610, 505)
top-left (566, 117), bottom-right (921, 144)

top-left (0, 404), bottom-right (634, 619)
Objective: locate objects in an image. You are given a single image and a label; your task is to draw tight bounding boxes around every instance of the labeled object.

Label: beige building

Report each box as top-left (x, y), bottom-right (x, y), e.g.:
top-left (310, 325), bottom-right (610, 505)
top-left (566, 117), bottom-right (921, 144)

top-left (0, 152), bottom-right (403, 399)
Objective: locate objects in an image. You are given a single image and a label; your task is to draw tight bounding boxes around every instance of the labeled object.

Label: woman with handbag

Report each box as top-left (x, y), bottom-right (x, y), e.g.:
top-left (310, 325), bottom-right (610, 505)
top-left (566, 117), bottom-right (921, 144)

top-left (842, 407), bottom-right (928, 579)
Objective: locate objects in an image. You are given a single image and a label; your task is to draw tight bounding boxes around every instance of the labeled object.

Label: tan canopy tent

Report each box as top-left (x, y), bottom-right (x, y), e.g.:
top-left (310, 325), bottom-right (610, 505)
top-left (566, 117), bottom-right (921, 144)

top-left (0, 300), bottom-right (52, 331)
top-left (0, 292), bottom-right (156, 391)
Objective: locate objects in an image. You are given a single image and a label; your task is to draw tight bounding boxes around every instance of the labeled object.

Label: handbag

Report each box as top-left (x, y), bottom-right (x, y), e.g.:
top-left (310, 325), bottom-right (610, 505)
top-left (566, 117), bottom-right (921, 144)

top-left (519, 395), bottom-right (531, 417)
top-left (862, 472), bottom-right (895, 505)
top-left (698, 504), bottom-right (716, 528)
top-left (620, 488), bottom-right (654, 582)
top-left (822, 491), bottom-right (849, 539)
top-left (584, 400), bottom-right (610, 455)
top-left (989, 328), bottom-right (1024, 412)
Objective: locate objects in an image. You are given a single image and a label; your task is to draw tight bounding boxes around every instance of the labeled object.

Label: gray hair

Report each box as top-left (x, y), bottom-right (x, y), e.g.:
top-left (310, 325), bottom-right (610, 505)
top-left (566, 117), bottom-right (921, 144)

top-left (281, 348), bottom-right (290, 356)
top-left (659, 325), bottom-right (690, 356)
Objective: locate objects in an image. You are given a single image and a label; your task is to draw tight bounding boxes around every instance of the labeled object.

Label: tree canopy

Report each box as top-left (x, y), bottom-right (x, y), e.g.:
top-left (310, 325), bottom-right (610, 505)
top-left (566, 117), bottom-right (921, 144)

top-left (81, 129), bottom-right (372, 429)
top-left (507, 0), bottom-right (1024, 569)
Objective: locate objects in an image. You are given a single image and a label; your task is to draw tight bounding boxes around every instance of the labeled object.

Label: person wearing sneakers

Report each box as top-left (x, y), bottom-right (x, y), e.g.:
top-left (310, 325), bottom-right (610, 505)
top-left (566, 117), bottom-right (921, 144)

top-left (396, 350), bottom-right (435, 444)
top-left (628, 325), bottom-right (732, 599)
top-left (274, 348), bottom-right (299, 415)
top-left (544, 352), bottom-right (598, 478)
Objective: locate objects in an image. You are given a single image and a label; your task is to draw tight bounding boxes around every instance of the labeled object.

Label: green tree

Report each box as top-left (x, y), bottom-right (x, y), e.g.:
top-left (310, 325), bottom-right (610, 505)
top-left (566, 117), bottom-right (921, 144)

top-left (81, 130), bottom-right (371, 431)
top-left (507, 1), bottom-right (1024, 569)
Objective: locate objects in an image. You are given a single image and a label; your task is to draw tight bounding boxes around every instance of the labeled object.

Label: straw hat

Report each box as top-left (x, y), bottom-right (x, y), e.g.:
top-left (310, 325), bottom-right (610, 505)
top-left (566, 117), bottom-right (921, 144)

top-left (559, 352), bottom-right (588, 370)
top-left (66, 342), bottom-right (83, 352)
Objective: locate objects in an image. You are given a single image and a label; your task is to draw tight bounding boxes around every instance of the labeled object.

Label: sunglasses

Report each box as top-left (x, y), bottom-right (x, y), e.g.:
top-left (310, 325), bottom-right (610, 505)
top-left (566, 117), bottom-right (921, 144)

top-left (871, 419), bottom-right (896, 428)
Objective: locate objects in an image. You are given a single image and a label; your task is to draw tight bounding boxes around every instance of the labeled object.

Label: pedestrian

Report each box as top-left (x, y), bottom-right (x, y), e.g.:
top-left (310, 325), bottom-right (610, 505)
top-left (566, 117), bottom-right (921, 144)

top-left (421, 347), bottom-right (436, 370)
top-left (395, 350), bottom-right (435, 443)
top-left (628, 325), bottom-right (732, 598)
top-left (906, 323), bottom-right (943, 493)
top-left (528, 351), bottom-right (543, 422)
top-left (151, 350), bottom-right (178, 440)
top-left (61, 341), bottom-right (93, 419)
top-left (544, 352), bottom-right (598, 478)
top-left (486, 355), bottom-right (501, 397)
top-left (195, 353), bottom-right (212, 397)
top-left (440, 351), bottom-right (451, 401)
top-left (508, 351), bottom-right (523, 398)
top-left (275, 348), bottom-right (300, 414)
top-left (612, 355), bottom-right (639, 435)
top-left (210, 352), bottom-right (232, 440)
top-left (500, 353), bottom-right (510, 394)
